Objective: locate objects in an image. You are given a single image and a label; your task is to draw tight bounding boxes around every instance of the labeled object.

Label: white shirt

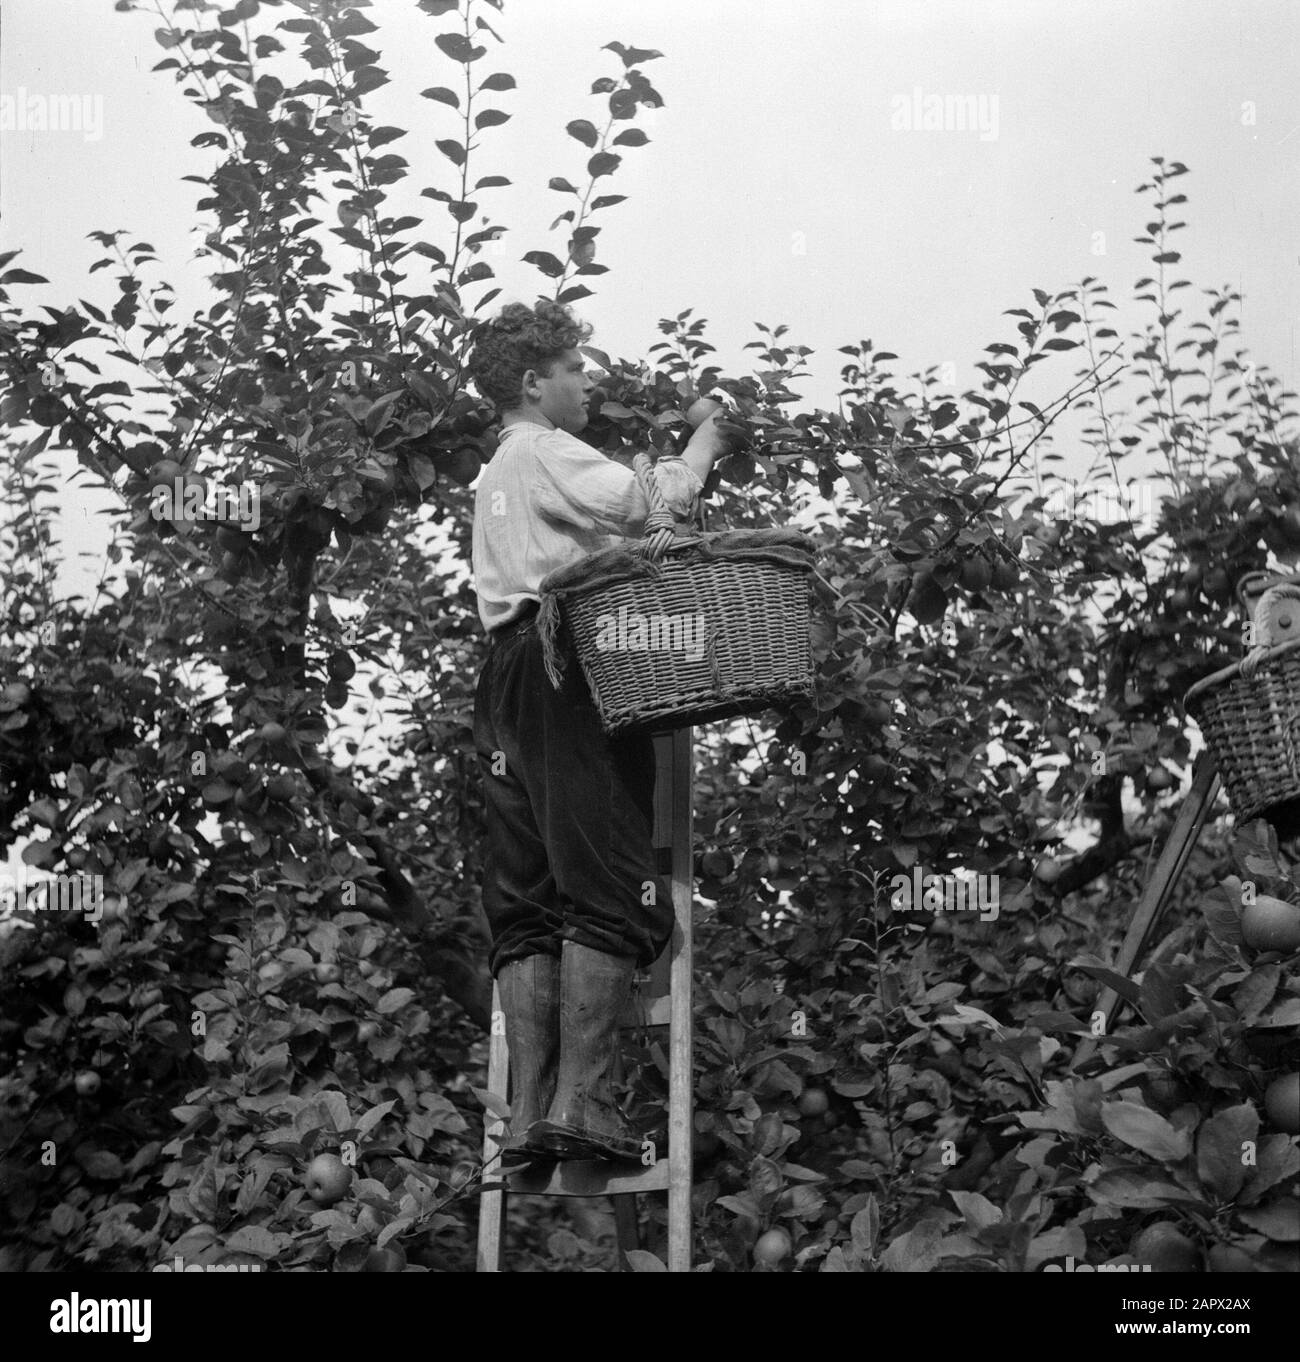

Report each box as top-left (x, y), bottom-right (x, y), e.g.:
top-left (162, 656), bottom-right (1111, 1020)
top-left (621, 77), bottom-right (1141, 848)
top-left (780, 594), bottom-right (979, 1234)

top-left (472, 422), bottom-right (704, 633)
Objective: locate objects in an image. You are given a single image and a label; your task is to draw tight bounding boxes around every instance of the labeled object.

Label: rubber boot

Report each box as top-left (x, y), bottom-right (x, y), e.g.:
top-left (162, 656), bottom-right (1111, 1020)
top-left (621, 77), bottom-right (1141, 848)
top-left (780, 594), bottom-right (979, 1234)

top-left (531, 941), bottom-right (643, 1163)
top-left (495, 953), bottom-right (560, 1167)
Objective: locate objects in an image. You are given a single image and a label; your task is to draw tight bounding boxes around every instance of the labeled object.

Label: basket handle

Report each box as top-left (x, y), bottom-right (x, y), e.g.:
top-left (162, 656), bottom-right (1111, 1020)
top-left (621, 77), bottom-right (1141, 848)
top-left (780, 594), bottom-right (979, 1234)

top-left (633, 451), bottom-right (697, 564)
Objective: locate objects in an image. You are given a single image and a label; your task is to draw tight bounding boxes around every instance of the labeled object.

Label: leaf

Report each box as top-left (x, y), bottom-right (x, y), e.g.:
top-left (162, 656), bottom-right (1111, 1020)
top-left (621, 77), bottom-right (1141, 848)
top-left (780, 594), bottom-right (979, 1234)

top-left (1242, 1135), bottom-right (1300, 1205)
top-left (1258, 997), bottom-right (1300, 1028)
top-left (363, 389), bottom-right (404, 437)
top-left (587, 152), bottom-right (621, 178)
top-left (0, 268), bottom-right (49, 285)
top-left (931, 402), bottom-right (959, 430)
top-left (936, 1004), bottom-right (1006, 1037)
top-left (850, 1196), bottom-right (880, 1257)
top-left (1234, 964), bottom-right (1279, 1026)
top-left (1201, 883), bottom-right (1244, 947)
top-left (475, 109), bottom-right (510, 129)
top-left (830, 1077), bottom-right (874, 1099)
top-left (187, 1160), bottom-right (221, 1221)
top-left (377, 1216), bottom-right (414, 1250)
top-left (603, 41), bottom-right (664, 66)
top-left (949, 1191), bottom-right (1002, 1231)
top-left (522, 250), bottom-right (565, 279)
top-left (548, 177), bottom-right (579, 194)
top-left (1236, 1200), bottom-right (1300, 1241)
top-left (557, 285), bottom-right (594, 304)
top-left (377, 987), bottom-right (414, 1015)
top-left (435, 32), bottom-right (482, 63)
top-left (1071, 961), bottom-right (1143, 1009)
top-left (716, 1193), bottom-right (761, 1223)
top-left (78, 1149), bottom-right (125, 1180)
top-left (472, 1087), bottom-right (511, 1121)
top-left (420, 87), bottom-right (459, 108)
top-left (565, 119), bottom-right (599, 148)
top-left (624, 1250), bottom-right (667, 1271)
top-left (590, 194), bottom-right (627, 210)
top-left (1087, 1168), bottom-right (1200, 1210)
top-left (479, 73), bottom-right (516, 91)
top-left (435, 138), bottom-right (466, 166)
top-left (1026, 1224), bottom-right (1087, 1271)
top-left (1196, 1103), bottom-right (1258, 1201)
top-left (222, 1225), bottom-right (287, 1259)
top-left (408, 452), bottom-right (436, 492)
top-left (50, 1203), bottom-right (82, 1238)
top-left (880, 1216), bottom-right (946, 1272)
top-left (316, 1090), bottom-right (352, 1133)
top-left (1101, 1100), bottom-right (1190, 1162)
top-left (357, 1099), bottom-right (398, 1137)
top-left (612, 129), bottom-right (649, 147)
top-left (1138, 962), bottom-right (1180, 1021)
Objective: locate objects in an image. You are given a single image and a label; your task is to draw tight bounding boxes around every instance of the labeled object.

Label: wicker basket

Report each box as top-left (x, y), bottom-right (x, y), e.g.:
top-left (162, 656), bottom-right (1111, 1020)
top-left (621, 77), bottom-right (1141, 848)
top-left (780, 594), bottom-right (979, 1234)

top-left (1184, 637), bottom-right (1300, 835)
top-left (537, 453), bottom-right (817, 736)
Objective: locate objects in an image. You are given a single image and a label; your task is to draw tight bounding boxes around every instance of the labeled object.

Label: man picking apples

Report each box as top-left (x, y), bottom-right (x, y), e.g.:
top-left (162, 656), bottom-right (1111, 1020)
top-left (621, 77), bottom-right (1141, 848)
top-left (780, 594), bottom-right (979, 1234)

top-left (467, 299), bottom-right (729, 1163)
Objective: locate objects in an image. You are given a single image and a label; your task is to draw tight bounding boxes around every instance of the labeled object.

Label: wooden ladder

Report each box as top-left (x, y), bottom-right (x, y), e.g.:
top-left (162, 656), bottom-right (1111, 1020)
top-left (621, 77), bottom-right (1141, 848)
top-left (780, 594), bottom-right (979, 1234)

top-left (1072, 751), bottom-right (1221, 1067)
top-left (1073, 570), bottom-right (1290, 1066)
top-left (476, 726), bottom-right (695, 1272)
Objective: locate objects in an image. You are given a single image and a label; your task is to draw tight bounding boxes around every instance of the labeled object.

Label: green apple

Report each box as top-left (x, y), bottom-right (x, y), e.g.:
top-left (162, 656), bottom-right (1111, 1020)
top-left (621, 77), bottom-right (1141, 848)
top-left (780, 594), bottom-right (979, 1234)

top-left (304, 1152), bottom-right (353, 1207)
top-left (74, 1070), bottom-right (101, 1097)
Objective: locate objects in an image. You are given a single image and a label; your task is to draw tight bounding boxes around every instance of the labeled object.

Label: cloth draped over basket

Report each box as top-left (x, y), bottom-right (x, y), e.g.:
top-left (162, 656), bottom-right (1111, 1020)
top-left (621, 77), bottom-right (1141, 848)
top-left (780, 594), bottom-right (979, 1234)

top-left (536, 451), bottom-right (818, 736)
top-left (1184, 636), bottom-right (1300, 836)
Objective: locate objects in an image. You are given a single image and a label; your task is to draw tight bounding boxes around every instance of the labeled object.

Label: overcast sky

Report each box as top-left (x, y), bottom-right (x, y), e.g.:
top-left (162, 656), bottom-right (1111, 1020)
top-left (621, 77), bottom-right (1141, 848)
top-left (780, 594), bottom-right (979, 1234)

top-left (3, 0), bottom-right (1298, 596)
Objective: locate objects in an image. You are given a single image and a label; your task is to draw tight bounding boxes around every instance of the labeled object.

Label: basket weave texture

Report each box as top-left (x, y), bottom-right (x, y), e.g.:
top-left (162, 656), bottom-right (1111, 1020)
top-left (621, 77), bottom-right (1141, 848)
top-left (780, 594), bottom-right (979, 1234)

top-left (536, 454), bottom-right (817, 735)
top-left (1184, 638), bottom-right (1300, 825)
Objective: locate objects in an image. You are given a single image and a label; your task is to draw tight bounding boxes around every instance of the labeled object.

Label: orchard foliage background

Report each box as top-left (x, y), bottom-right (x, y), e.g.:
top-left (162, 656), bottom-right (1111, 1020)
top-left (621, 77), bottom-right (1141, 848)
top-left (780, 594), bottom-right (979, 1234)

top-left (1, 0), bottom-right (1297, 1272)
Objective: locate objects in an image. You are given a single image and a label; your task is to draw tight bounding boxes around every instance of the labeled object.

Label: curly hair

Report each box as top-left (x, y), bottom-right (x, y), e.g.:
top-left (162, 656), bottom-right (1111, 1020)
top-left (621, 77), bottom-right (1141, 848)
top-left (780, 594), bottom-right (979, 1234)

top-left (466, 299), bottom-right (593, 410)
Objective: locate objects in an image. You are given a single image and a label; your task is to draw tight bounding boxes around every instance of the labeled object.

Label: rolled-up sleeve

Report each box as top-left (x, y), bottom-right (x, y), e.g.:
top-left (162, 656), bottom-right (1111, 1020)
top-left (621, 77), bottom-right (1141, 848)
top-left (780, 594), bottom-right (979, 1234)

top-left (531, 430), bottom-right (702, 535)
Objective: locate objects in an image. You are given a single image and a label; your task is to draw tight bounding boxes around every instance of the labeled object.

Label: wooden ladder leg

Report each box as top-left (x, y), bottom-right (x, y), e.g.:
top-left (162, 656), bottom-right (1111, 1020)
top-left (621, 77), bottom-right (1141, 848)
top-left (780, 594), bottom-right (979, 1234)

top-left (612, 1194), bottom-right (640, 1268)
top-left (476, 978), bottom-right (509, 1272)
top-left (609, 1040), bottom-right (640, 1270)
top-left (1073, 752), bottom-right (1220, 1068)
top-left (666, 724), bottom-right (694, 1273)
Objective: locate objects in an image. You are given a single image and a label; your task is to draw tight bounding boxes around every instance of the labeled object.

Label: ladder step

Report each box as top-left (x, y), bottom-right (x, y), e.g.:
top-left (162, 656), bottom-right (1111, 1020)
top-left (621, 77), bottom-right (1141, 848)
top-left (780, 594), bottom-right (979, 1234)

top-left (487, 1158), bottom-right (671, 1198)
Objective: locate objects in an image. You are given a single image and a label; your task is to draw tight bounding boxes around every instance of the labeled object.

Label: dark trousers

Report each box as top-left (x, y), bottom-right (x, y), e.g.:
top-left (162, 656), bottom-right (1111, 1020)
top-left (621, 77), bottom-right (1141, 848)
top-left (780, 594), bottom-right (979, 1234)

top-left (474, 604), bottom-right (673, 977)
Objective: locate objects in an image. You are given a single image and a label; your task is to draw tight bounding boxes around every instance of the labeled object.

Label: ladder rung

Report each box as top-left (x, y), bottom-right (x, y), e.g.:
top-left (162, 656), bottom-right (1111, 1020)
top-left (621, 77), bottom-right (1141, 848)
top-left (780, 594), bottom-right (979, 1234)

top-left (486, 1158), bottom-right (670, 1198)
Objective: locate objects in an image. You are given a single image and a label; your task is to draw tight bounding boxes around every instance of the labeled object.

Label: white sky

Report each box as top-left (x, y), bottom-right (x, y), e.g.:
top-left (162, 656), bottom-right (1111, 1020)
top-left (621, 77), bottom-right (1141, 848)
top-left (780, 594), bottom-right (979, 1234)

top-left (3, 0), bottom-right (1298, 600)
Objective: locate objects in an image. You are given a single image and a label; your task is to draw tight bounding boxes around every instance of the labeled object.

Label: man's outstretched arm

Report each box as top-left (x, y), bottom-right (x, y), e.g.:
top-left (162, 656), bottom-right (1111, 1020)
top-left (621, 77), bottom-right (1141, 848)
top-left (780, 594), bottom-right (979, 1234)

top-left (677, 399), bottom-right (731, 488)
